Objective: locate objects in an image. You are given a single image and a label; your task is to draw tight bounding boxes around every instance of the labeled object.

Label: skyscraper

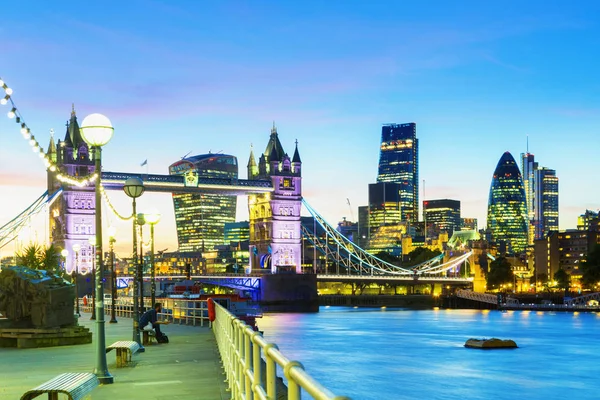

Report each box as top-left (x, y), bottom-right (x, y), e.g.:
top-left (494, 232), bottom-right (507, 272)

top-left (423, 199), bottom-right (461, 237)
top-left (521, 152), bottom-right (538, 244)
top-left (534, 167), bottom-right (558, 238)
top-left (377, 123), bottom-right (419, 223)
top-left (169, 154), bottom-right (238, 252)
top-left (520, 152), bottom-right (559, 241)
top-left (487, 152), bottom-right (528, 254)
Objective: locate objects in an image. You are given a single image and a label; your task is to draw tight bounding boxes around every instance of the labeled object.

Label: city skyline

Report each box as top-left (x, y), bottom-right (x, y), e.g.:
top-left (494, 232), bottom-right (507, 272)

top-left (1, 1), bottom-right (599, 256)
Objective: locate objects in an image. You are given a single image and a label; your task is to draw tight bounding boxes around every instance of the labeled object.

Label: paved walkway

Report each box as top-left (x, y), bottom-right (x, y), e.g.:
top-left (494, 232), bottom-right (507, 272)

top-left (0, 313), bottom-right (230, 399)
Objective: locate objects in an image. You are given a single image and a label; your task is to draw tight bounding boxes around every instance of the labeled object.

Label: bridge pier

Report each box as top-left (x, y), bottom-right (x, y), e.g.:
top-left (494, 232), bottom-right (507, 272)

top-left (260, 274), bottom-right (318, 313)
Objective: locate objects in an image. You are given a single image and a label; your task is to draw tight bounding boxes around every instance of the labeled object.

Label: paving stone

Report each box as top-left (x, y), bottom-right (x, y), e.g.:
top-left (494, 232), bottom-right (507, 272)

top-left (0, 313), bottom-right (230, 399)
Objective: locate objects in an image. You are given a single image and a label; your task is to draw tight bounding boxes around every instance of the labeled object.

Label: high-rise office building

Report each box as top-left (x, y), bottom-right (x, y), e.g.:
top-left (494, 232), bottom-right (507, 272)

top-left (377, 123), bottom-right (419, 223)
top-left (520, 152), bottom-right (559, 241)
top-left (521, 152), bottom-right (538, 244)
top-left (363, 182), bottom-right (405, 254)
top-left (224, 221), bottom-right (250, 245)
top-left (534, 167), bottom-right (559, 239)
top-left (169, 154), bottom-right (238, 252)
top-left (461, 218), bottom-right (478, 231)
top-left (423, 199), bottom-right (461, 237)
top-left (487, 151), bottom-right (528, 254)
top-left (578, 210), bottom-right (600, 231)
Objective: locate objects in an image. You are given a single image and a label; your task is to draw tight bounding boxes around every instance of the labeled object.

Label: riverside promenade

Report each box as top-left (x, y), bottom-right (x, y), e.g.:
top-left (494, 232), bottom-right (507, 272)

top-left (0, 313), bottom-right (230, 399)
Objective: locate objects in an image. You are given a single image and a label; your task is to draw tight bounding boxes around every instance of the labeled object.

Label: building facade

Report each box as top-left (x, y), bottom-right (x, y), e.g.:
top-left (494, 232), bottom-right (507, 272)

top-left (520, 152), bottom-right (559, 242)
top-left (423, 199), bottom-right (461, 237)
top-left (521, 152), bottom-right (538, 244)
top-left (47, 107), bottom-right (96, 275)
top-left (377, 123), bottom-right (419, 223)
top-left (224, 221), bottom-right (250, 245)
top-left (247, 124), bottom-right (302, 273)
top-left (487, 151), bottom-right (528, 254)
top-left (169, 154), bottom-right (238, 252)
top-left (534, 167), bottom-right (559, 239)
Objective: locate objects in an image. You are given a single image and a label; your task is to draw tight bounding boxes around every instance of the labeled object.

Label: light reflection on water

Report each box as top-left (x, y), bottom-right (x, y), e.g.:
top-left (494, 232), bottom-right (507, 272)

top-left (257, 307), bottom-right (600, 400)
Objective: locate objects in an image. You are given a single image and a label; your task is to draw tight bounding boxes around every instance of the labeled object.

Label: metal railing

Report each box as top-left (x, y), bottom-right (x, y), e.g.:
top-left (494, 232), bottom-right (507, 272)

top-left (212, 301), bottom-right (350, 400)
top-left (76, 298), bottom-right (210, 326)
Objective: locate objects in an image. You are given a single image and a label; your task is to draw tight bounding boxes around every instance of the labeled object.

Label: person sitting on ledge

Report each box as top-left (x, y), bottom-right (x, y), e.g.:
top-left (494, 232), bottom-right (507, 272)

top-left (139, 302), bottom-right (170, 343)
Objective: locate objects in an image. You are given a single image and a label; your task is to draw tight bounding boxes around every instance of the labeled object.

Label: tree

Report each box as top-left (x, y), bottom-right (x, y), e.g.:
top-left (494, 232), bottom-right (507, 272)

top-left (553, 268), bottom-right (570, 293)
top-left (581, 244), bottom-right (600, 290)
top-left (374, 251), bottom-right (400, 265)
top-left (406, 248), bottom-right (442, 267)
top-left (15, 244), bottom-right (42, 270)
top-left (15, 243), bottom-right (62, 275)
top-left (486, 256), bottom-right (514, 291)
top-left (40, 244), bottom-right (62, 275)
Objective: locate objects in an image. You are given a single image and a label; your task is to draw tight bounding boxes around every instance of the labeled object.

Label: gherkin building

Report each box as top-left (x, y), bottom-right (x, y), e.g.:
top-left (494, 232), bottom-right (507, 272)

top-left (487, 151), bottom-right (528, 254)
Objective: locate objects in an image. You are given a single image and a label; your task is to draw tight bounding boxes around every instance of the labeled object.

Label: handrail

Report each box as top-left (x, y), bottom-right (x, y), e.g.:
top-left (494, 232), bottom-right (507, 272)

top-left (211, 301), bottom-right (350, 400)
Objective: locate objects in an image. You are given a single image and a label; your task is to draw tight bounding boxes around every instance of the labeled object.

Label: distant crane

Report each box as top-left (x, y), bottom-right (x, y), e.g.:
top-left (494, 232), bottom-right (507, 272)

top-left (346, 198), bottom-right (355, 222)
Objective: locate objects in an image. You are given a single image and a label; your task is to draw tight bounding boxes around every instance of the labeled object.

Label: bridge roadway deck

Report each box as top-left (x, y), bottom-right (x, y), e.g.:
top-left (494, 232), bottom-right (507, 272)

top-left (0, 313), bottom-right (230, 400)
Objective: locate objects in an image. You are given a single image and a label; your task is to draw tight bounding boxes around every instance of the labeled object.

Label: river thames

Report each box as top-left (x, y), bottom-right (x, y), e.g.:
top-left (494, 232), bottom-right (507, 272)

top-left (257, 307), bottom-right (600, 400)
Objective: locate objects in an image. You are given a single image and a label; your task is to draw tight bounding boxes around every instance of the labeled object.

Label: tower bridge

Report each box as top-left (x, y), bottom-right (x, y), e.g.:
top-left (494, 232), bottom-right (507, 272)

top-left (0, 103), bottom-right (474, 309)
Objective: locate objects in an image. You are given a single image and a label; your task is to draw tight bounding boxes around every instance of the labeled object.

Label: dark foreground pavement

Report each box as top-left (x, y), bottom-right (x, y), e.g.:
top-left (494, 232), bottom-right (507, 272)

top-left (0, 313), bottom-right (230, 399)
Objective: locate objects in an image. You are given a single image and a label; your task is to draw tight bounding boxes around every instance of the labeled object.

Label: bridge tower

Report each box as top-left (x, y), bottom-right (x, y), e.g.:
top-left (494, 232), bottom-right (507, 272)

top-left (247, 123), bottom-right (302, 274)
top-left (47, 106), bottom-right (96, 274)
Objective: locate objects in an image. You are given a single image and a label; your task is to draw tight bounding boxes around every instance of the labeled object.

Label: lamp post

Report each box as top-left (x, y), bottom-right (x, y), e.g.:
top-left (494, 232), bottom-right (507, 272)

top-left (137, 213), bottom-right (146, 313)
top-left (73, 244), bottom-right (81, 316)
top-left (108, 226), bottom-right (117, 324)
top-left (61, 248), bottom-right (69, 273)
top-left (144, 209), bottom-right (161, 307)
top-left (123, 177), bottom-right (145, 351)
top-left (88, 235), bottom-right (97, 320)
top-left (80, 112), bottom-right (114, 384)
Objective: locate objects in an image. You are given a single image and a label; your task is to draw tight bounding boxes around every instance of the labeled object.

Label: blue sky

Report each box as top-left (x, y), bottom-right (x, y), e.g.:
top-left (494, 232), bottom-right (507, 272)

top-left (0, 1), bottom-right (599, 255)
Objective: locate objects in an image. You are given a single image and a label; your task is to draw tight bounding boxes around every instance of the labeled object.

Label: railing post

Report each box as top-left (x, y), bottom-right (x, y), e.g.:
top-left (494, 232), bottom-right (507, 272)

top-left (284, 361), bottom-right (304, 400)
top-left (245, 330), bottom-right (253, 400)
top-left (237, 322), bottom-right (245, 398)
top-left (264, 343), bottom-right (279, 399)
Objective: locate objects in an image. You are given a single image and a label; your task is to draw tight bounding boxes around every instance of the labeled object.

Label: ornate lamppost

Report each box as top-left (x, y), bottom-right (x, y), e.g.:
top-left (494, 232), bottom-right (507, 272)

top-left (80, 113), bottom-right (114, 384)
top-left (123, 177), bottom-right (145, 351)
top-left (108, 226), bottom-right (117, 324)
top-left (72, 244), bottom-right (81, 316)
top-left (144, 209), bottom-right (161, 307)
top-left (89, 235), bottom-right (96, 320)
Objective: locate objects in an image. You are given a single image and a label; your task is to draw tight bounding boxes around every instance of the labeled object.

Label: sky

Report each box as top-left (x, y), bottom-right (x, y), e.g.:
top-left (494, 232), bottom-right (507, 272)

top-left (0, 0), bottom-right (599, 256)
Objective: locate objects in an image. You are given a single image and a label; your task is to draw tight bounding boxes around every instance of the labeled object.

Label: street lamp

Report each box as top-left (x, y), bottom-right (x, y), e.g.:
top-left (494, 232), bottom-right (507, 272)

top-left (108, 226), bottom-right (117, 324)
top-left (137, 213), bottom-right (146, 314)
top-left (144, 209), bottom-right (161, 307)
top-left (80, 112), bottom-right (114, 384)
top-left (72, 244), bottom-right (81, 317)
top-left (88, 235), bottom-right (96, 320)
top-left (61, 249), bottom-right (68, 273)
top-left (123, 177), bottom-right (145, 351)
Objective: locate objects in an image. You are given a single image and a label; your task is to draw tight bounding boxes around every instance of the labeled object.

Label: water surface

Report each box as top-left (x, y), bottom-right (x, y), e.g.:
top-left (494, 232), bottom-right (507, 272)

top-left (258, 307), bottom-right (600, 400)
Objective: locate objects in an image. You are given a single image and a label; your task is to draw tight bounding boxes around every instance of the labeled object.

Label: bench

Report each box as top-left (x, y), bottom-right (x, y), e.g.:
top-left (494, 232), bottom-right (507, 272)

top-left (142, 329), bottom-right (156, 345)
top-left (20, 372), bottom-right (99, 400)
top-left (106, 340), bottom-right (140, 367)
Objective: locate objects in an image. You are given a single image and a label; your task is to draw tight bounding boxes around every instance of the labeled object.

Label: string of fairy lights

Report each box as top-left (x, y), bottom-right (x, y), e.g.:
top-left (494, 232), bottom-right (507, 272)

top-left (1, 76), bottom-right (133, 222)
top-left (1, 77), bottom-right (98, 187)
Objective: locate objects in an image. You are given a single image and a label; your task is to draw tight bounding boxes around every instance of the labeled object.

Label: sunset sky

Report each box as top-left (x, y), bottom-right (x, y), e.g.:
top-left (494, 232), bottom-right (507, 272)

top-left (1, 0), bottom-right (599, 256)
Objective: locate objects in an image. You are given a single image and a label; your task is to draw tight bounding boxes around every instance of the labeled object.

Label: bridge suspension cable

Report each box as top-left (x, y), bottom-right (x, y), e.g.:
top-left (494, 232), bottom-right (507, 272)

top-left (303, 199), bottom-right (417, 275)
top-left (0, 189), bottom-right (62, 250)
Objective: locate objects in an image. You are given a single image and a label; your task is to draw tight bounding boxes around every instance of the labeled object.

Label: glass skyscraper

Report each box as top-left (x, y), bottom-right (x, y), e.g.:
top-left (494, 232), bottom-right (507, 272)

top-left (487, 152), bottom-right (528, 254)
top-left (423, 199), bottom-right (461, 237)
top-left (534, 167), bottom-right (559, 239)
top-left (169, 154), bottom-right (238, 252)
top-left (377, 123), bottom-right (419, 223)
